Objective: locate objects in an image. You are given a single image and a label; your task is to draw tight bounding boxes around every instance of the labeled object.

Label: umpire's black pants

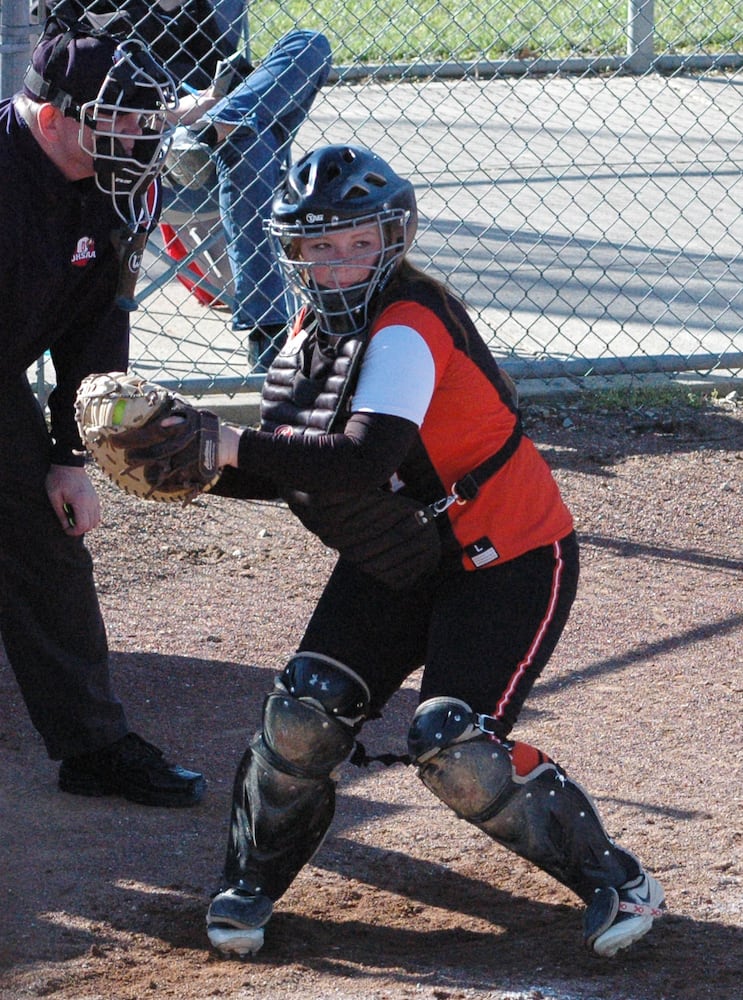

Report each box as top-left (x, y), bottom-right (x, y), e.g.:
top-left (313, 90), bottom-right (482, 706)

top-left (0, 376), bottom-right (128, 759)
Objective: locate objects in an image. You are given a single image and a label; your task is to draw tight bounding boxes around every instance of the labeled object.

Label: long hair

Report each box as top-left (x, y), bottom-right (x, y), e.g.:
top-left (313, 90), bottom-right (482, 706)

top-left (368, 257), bottom-right (473, 348)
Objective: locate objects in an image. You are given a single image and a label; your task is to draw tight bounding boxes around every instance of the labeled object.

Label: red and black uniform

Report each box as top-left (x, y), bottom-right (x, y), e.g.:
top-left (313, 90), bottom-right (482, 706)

top-left (0, 98), bottom-right (136, 758)
top-left (216, 275), bottom-right (578, 735)
top-left (208, 151), bottom-right (659, 954)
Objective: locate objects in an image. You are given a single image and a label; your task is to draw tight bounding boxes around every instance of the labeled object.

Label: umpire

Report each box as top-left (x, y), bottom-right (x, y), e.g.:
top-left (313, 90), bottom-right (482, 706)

top-left (0, 11), bottom-right (204, 806)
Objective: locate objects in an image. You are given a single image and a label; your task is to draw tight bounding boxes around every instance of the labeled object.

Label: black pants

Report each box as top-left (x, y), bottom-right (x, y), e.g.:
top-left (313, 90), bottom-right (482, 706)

top-left (220, 530), bottom-right (580, 896)
top-left (299, 531), bottom-right (579, 737)
top-left (0, 376), bottom-right (128, 759)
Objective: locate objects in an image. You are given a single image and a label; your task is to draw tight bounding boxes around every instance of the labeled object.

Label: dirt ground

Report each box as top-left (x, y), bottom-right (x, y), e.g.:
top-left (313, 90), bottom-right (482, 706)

top-left (0, 388), bottom-right (741, 1000)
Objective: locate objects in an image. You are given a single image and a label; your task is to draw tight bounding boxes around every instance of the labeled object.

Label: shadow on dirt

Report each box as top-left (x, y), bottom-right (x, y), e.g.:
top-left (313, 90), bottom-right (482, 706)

top-left (92, 835), bottom-right (739, 1000)
top-left (524, 396), bottom-right (743, 476)
top-left (533, 609), bottom-right (743, 696)
top-left (265, 869), bottom-right (742, 1000)
top-left (1, 643), bottom-right (741, 1000)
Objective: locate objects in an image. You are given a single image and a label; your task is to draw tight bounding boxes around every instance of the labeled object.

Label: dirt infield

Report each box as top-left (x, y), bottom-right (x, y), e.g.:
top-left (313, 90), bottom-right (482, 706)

top-left (1, 390), bottom-right (741, 1000)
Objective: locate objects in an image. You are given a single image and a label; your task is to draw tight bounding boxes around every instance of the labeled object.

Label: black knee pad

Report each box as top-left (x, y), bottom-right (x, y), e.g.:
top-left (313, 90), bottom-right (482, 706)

top-left (408, 696), bottom-right (516, 818)
top-left (408, 696), bottom-right (482, 761)
top-left (263, 653), bottom-right (371, 777)
top-left (281, 652), bottom-right (370, 723)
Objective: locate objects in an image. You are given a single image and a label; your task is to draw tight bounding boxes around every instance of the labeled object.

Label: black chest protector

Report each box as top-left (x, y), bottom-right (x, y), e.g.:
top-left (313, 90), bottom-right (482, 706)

top-left (260, 321), bottom-right (368, 437)
top-left (256, 313), bottom-right (521, 589)
top-left (258, 321), bottom-right (444, 589)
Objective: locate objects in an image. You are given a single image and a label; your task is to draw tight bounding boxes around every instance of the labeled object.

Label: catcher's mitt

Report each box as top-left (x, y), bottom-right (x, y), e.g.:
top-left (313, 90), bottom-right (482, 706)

top-left (75, 372), bottom-right (222, 502)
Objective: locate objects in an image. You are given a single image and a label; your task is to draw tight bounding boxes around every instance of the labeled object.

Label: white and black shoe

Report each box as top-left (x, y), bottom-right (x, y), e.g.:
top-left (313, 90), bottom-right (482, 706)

top-left (584, 872), bottom-right (665, 957)
top-left (206, 887), bottom-right (274, 957)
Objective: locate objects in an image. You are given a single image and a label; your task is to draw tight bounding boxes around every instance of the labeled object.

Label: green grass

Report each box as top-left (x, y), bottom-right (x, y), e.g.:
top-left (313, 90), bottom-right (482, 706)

top-left (246, 1), bottom-right (743, 64)
top-left (575, 383), bottom-right (710, 412)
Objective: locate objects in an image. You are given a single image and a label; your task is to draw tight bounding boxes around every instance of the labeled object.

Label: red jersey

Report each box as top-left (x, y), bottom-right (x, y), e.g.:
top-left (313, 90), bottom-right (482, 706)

top-left (354, 280), bottom-right (574, 569)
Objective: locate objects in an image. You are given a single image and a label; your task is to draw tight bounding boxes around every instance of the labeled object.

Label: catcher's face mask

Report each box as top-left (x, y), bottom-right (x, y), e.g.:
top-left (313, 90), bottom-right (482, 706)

top-left (267, 144), bottom-right (418, 337)
top-left (270, 212), bottom-right (410, 338)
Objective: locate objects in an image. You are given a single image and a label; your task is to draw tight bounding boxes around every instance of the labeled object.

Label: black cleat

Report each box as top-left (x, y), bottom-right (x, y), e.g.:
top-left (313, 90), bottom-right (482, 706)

top-left (59, 732), bottom-right (205, 807)
top-left (206, 887), bottom-right (274, 956)
top-left (584, 872), bottom-right (665, 957)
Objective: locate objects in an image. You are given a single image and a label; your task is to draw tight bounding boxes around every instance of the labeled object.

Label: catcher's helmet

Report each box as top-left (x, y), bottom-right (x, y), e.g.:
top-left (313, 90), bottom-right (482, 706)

top-left (24, 12), bottom-right (177, 227)
top-left (268, 145), bottom-right (418, 336)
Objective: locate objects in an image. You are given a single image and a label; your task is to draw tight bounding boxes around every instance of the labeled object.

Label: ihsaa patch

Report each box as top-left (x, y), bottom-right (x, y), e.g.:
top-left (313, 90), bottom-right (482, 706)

top-left (466, 537), bottom-right (499, 567)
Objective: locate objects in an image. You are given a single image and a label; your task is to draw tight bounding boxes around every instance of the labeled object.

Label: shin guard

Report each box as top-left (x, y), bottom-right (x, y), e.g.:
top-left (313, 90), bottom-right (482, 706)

top-left (222, 653), bottom-right (370, 900)
top-left (408, 697), bottom-right (641, 903)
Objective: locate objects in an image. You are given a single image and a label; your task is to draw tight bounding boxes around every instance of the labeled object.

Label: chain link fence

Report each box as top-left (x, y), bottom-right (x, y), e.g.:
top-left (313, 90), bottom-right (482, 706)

top-left (4, 0), bottom-right (743, 398)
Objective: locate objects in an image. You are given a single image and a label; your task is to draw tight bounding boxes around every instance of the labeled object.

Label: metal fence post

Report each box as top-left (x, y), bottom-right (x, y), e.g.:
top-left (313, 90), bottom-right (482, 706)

top-left (0, 0), bottom-right (33, 100)
top-left (627, 0), bottom-right (655, 72)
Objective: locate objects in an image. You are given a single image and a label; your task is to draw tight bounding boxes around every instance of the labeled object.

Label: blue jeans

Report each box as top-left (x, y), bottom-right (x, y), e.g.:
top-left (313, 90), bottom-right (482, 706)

top-left (173, 30), bottom-right (331, 331)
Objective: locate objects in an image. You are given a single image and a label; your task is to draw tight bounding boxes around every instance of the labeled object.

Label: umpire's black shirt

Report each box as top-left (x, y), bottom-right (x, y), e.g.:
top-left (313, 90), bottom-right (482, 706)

top-left (0, 97), bottom-right (129, 464)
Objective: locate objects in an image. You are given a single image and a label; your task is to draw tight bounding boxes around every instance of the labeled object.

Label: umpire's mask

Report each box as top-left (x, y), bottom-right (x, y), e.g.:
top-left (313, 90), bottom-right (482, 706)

top-left (24, 13), bottom-right (178, 228)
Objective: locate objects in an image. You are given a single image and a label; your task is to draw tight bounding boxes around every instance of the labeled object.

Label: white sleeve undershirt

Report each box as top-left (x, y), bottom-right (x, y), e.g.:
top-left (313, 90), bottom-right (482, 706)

top-left (352, 324), bottom-right (436, 427)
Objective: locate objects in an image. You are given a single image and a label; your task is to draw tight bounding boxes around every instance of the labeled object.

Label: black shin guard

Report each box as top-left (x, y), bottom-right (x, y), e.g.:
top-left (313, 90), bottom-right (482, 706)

top-left (223, 735), bottom-right (337, 899)
top-left (473, 758), bottom-right (641, 902)
top-left (221, 654), bottom-right (370, 901)
top-left (409, 697), bottom-right (640, 903)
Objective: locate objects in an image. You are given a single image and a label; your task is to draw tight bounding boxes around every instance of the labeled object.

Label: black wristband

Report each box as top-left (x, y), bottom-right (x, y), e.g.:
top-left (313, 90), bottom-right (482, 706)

top-left (195, 123), bottom-right (220, 149)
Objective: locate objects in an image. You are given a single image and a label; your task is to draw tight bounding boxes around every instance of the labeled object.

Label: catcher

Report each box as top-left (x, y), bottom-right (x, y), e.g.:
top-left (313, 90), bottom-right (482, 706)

top-left (77, 144), bottom-right (665, 959)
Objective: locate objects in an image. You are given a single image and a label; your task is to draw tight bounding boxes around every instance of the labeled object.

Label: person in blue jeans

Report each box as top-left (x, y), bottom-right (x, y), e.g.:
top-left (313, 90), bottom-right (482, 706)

top-left (161, 26), bottom-right (332, 370)
top-left (49, 4), bottom-right (331, 366)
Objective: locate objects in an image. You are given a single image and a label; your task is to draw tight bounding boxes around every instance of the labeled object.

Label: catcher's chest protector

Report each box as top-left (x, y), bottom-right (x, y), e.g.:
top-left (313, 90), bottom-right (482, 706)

top-left (258, 322), bottom-right (447, 586)
top-left (259, 326), bottom-right (368, 437)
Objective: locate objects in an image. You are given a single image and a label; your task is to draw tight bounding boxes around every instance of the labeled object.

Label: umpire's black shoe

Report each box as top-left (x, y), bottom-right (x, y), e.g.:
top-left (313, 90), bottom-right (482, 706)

top-left (59, 732), bottom-right (205, 807)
